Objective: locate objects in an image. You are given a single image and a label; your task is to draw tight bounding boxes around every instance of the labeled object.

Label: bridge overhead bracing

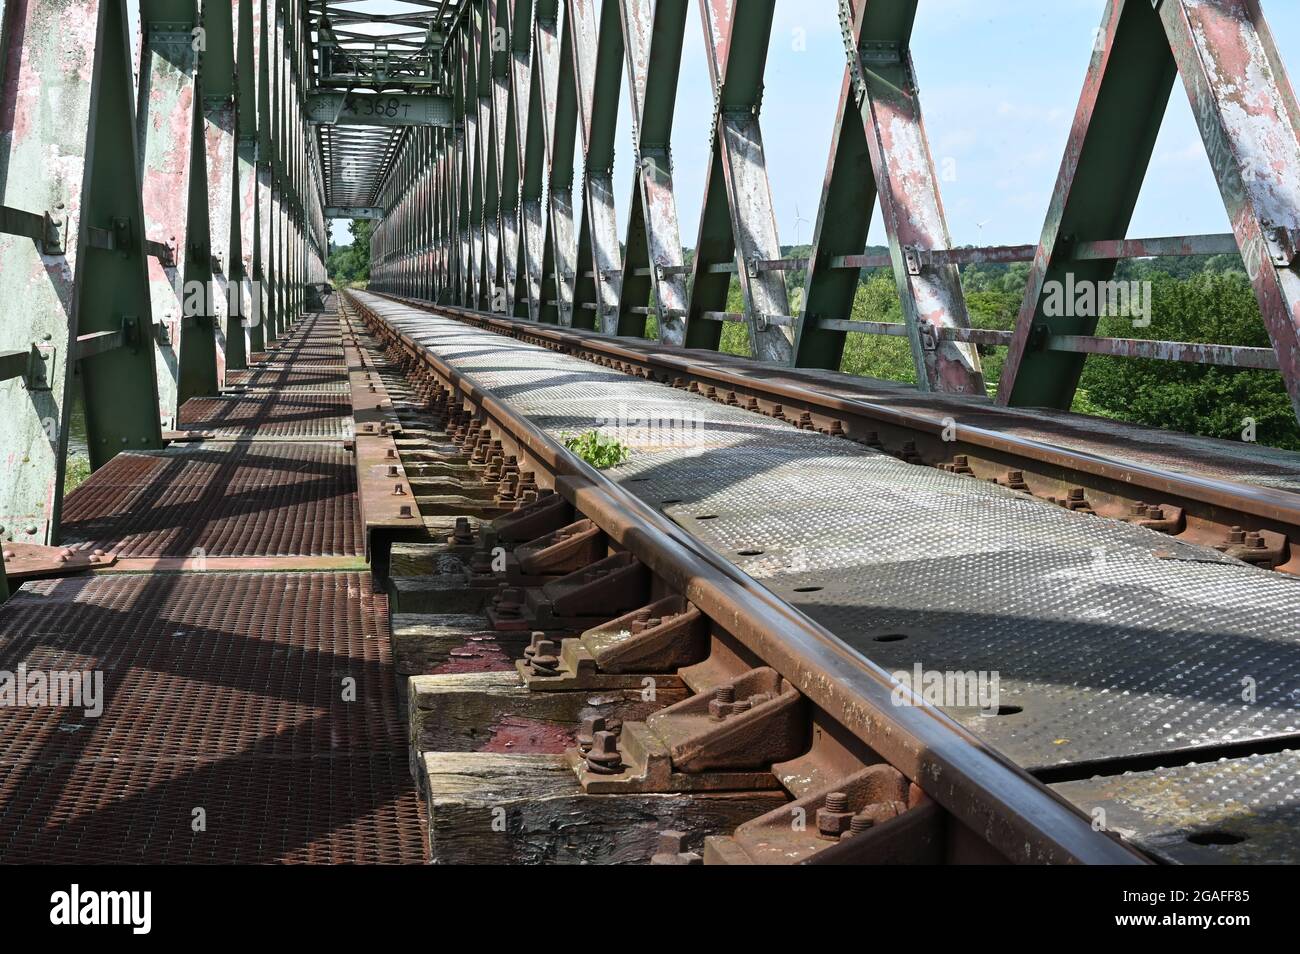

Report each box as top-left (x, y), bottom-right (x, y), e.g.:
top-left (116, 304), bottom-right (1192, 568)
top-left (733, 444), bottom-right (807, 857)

top-left (366, 0), bottom-right (1300, 419)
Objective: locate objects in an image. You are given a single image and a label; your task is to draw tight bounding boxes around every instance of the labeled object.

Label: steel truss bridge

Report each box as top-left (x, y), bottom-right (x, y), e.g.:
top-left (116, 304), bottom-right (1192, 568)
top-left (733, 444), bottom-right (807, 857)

top-left (3, 0), bottom-right (1300, 867)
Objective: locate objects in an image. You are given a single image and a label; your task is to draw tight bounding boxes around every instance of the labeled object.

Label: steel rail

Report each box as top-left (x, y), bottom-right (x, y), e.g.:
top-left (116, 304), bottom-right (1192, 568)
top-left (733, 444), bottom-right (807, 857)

top-left (346, 290), bottom-right (1148, 865)
top-left (376, 296), bottom-right (1300, 554)
top-left (392, 295), bottom-right (1300, 545)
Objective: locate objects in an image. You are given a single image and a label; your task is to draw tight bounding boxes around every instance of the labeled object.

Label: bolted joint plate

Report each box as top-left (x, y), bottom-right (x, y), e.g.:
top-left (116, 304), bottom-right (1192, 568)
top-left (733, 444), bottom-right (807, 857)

top-left (568, 667), bottom-right (805, 793)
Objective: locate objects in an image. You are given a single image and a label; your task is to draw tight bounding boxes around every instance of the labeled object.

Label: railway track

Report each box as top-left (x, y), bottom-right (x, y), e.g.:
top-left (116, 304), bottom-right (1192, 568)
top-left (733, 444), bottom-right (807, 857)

top-left (342, 289), bottom-right (1300, 865)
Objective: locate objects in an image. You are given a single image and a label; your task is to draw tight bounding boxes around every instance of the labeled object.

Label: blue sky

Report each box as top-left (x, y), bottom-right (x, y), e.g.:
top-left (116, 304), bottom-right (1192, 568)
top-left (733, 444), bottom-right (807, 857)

top-left (315, 0), bottom-right (1300, 252)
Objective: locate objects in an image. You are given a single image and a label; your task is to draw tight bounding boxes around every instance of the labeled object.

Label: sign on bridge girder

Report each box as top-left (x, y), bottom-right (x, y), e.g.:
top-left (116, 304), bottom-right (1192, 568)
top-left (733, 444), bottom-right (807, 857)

top-left (307, 92), bottom-right (453, 127)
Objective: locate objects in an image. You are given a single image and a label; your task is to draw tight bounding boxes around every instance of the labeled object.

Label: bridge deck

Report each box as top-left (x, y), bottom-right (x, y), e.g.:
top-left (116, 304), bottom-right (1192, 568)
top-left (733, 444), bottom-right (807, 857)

top-left (357, 290), bottom-right (1300, 865)
top-left (0, 304), bottom-right (427, 863)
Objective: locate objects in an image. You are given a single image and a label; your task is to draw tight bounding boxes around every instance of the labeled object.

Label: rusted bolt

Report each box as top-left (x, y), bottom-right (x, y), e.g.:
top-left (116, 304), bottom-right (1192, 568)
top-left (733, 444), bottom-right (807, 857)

top-left (816, 791), bottom-right (854, 840)
top-left (650, 831), bottom-right (701, 866)
top-left (392, 483), bottom-right (406, 496)
top-left (576, 716), bottom-right (605, 753)
top-left (843, 813), bottom-right (875, 838)
top-left (528, 639), bottom-right (561, 676)
top-left (584, 730), bottom-right (623, 774)
top-left (523, 630), bottom-right (546, 660)
top-left (398, 505), bottom-right (413, 519)
top-left (708, 684), bottom-right (736, 721)
top-left (387, 465), bottom-right (399, 477)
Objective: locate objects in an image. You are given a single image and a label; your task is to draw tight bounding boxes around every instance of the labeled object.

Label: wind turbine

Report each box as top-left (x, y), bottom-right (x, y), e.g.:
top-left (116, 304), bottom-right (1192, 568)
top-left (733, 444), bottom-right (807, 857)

top-left (794, 203), bottom-right (811, 249)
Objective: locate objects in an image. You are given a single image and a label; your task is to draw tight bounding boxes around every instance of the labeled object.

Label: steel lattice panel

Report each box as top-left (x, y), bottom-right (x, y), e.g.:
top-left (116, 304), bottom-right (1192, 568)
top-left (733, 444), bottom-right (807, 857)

top-left (177, 393), bottom-right (352, 440)
top-left (59, 443), bottom-right (362, 557)
top-left (0, 572), bottom-right (425, 863)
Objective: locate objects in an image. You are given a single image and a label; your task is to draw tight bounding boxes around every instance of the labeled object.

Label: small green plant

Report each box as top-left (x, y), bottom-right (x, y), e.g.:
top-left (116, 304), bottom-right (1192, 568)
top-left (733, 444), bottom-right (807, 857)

top-left (563, 430), bottom-right (631, 469)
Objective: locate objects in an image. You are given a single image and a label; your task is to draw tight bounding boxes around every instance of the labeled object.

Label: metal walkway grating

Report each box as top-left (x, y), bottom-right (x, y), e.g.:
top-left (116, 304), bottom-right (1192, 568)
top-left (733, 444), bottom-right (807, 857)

top-left (0, 572), bottom-right (426, 863)
top-left (60, 442), bottom-right (363, 557)
top-left (177, 393), bottom-right (352, 440)
top-left (225, 367), bottom-right (349, 392)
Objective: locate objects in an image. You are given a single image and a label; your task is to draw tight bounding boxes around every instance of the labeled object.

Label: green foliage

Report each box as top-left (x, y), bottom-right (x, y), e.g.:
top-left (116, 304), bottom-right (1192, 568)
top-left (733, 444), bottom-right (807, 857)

top-left (563, 430), bottom-right (632, 469)
top-left (618, 242), bottom-right (1299, 451)
top-left (1078, 271), bottom-right (1300, 449)
top-left (327, 219), bottom-right (373, 286)
top-left (63, 456), bottom-right (91, 495)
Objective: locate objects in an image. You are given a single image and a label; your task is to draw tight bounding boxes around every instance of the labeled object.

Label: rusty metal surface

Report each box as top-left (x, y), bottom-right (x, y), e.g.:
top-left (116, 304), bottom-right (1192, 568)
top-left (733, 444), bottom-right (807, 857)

top-left (357, 293), bottom-right (1300, 859)
top-left (224, 367), bottom-right (349, 391)
top-left (352, 291), bottom-right (1146, 864)
top-left (59, 442), bottom-right (361, 557)
top-left (0, 572), bottom-right (425, 864)
top-left (176, 392), bottom-right (352, 440)
top-left (1053, 751), bottom-right (1300, 865)
top-left (421, 301), bottom-right (1300, 514)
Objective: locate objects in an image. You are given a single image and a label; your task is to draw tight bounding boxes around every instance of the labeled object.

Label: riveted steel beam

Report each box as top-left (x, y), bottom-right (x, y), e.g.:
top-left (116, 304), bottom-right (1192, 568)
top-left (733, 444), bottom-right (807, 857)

top-left (202, 0), bottom-right (240, 385)
top-left (0, 0), bottom-right (87, 545)
top-left (997, 0), bottom-right (1179, 410)
top-left (74, 0), bottom-right (166, 479)
top-left (616, 0), bottom-right (689, 344)
top-left (235, 0), bottom-right (263, 356)
top-left (512, 0), bottom-right (546, 321)
top-left (137, 4), bottom-right (213, 427)
top-left (567, 0), bottom-right (624, 333)
top-left (860, 1), bottom-right (981, 392)
top-left (1158, 0), bottom-right (1300, 421)
top-left (535, 0), bottom-right (580, 327)
top-left (683, 0), bottom-right (792, 362)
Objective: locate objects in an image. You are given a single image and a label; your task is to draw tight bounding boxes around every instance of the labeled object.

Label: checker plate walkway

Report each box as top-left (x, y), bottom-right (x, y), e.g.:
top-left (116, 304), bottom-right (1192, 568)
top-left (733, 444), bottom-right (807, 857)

top-left (0, 304), bottom-right (428, 864)
top-left (358, 291), bottom-right (1300, 865)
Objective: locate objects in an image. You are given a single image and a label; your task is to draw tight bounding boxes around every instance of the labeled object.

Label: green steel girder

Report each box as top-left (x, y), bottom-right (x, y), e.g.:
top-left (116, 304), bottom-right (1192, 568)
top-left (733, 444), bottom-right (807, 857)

top-left (1, 0), bottom-right (97, 546)
top-left (997, 0), bottom-right (1177, 410)
top-left (78, 0), bottom-right (165, 476)
top-left (684, 0), bottom-right (793, 362)
top-left (616, 0), bottom-right (690, 342)
top-left (568, 0), bottom-right (624, 332)
top-left (536, 0), bottom-right (580, 327)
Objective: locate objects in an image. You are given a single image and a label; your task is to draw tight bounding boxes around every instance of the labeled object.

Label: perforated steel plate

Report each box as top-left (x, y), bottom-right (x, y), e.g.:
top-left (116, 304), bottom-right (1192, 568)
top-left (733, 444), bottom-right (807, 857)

top-left (225, 367), bottom-right (349, 392)
top-left (60, 442), bottom-right (362, 557)
top-left (361, 296), bottom-right (1300, 783)
top-left (0, 572), bottom-right (425, 863)
top-left (1053, 752), bottom-right (1300, 864)
top-left (178, 393), bottom-right (352, 440)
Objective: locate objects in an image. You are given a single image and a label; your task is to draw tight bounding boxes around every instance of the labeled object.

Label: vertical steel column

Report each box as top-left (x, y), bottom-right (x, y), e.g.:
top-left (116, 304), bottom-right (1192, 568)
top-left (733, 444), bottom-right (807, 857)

top-left (997, 0), bottom-right (1177, 410)
top-left (684, 0), bottom-right (792, 362)
top-left (256, 0), bottom-right (275, 341)
top-left (466, 5), bottom-right (486, 308)
top-left (137, 1), bottom-right (215, 427)
top-left (535, 0), bottom-right (579, 326)
top-left (515, 0), bottom-right (546, 320)
top-left (0, 0), bottom-right (106, 543)
top-left (568, 0), bottom-right (625, 333)
top-left (495, 0), bottom-right (523, 313)
top-left (203, 0), bottom-right (239, 383)
top-left (476, 8), bottom-right (501, 311)
top-left (235, 0), bottom-right (263, 355)
top-left (617, 0), bottom-right (689, 343)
